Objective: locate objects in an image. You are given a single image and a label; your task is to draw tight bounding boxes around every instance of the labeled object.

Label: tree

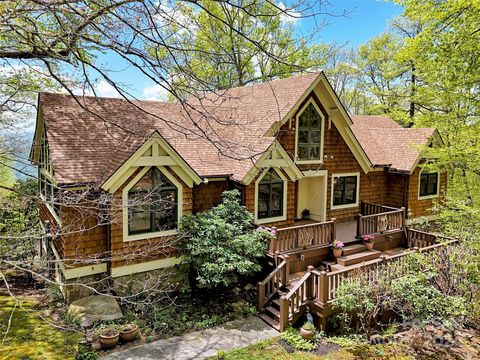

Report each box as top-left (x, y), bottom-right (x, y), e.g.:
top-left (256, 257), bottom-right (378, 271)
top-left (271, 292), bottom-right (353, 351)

top-left (154, 0), bottom-right (331, 97)
top-left (178, 190), bottom-right (271, 288)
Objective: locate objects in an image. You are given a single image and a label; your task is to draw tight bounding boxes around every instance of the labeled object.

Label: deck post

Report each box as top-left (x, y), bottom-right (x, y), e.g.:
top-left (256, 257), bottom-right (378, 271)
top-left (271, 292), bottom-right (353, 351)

top-left (331, 218), bottom-right (337, 241)
top-left (306, 265), bottom-right (315, 300)
top-left (271, 230), bottom-right (277, 254)
top-left (400, 207), bottom-right (406, 228)
top-left (279, 296), bottom-right (290, 332)
top-left (356, 213), bottom-right (363, 238)
top-left (318, 270), bottom-right (329, 305)
top-left (282, 254), bottom-right (290, 286)
top-left (257, 281), bottom-right (265, 309)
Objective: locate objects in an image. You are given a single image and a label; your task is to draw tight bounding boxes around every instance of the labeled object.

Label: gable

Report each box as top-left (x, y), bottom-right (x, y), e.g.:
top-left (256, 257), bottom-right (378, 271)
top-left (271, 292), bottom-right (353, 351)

top-left (266, 73), bottom-right (373, 173)
top-left (101, 133), bottom-right (202, 193)
top-left (241, 141), bottom-right (302, 185)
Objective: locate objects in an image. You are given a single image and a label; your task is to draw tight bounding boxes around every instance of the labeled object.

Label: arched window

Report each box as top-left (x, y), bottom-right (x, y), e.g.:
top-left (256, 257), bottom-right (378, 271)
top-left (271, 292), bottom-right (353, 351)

top-left (297, 101), bottom-right (323, 161)
top-left (258, 169), bottom-right (284, 219)
top-left (128, 167), bottom-right (178, 234)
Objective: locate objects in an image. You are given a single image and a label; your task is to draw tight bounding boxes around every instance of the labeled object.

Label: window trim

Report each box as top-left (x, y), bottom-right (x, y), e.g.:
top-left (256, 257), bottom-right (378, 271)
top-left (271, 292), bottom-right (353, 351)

top-left (330, 172), bottom-right (360, 210)
top-left (122, 166), bottom-right (183, 242)
top-left (294, 97), bottom-right (325, 165)
top-left (254, 167), bottom-right (288, 225)
top-left (418, 169), bottom-right (440, 200)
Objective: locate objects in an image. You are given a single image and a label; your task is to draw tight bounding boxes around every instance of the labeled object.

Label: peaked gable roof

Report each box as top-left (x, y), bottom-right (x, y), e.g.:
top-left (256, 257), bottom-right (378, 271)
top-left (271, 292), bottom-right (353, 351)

top-left (351, 115), bottom-right (436, 173)
top-left (34, 73), bottom-right (322, 186)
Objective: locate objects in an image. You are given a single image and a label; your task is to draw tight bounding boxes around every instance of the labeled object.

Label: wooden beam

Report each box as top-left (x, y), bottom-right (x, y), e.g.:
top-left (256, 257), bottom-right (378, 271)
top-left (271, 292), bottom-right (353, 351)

top-left (134, 156), bottom-right (177, 166)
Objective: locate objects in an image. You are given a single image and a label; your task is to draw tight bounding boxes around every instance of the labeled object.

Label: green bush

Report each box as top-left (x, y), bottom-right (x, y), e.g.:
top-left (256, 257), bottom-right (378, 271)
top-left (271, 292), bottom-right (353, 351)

top-left (281, 327), bottom-right (317, 351)
top-left (178, 190), bottom-right (271, 287)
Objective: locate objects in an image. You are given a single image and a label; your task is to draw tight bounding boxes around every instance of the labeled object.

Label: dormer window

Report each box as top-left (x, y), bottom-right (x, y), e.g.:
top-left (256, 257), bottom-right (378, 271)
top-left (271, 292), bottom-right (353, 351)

top-left (295, 99), bottom-right (324, 164)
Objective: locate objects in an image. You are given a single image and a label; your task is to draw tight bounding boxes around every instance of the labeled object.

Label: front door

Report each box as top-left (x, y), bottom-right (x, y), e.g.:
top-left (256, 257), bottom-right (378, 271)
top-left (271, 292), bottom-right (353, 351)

top-left (297, 171), bottom-right (327, 221)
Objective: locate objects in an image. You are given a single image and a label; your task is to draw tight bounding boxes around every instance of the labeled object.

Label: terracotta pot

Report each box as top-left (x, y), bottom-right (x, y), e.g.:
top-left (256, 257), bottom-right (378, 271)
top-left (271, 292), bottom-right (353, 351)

top-left (120, 324), bottom-right (139, 342)
top-left (99, 329), bottom-right (119, 349)
top-left (333, 248), bottom-right (342, 258)
top-left (300, 326), bottom-right (315, 340)
top-left (365, 242), bottom-right (374, 250)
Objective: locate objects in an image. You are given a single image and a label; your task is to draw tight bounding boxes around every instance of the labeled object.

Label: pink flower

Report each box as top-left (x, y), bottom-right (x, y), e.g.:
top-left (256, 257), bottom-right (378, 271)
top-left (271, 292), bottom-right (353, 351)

top-left (271, 229), bottom-right (277, 235)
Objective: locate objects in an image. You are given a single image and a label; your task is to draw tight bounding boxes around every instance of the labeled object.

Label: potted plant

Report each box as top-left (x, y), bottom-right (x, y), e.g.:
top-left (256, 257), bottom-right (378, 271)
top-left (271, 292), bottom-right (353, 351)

top-left (331, 239), bottom-right (344, 258)
top-left (301, 208), bottom-right (310, 220)
top-left (363, 234), bottom-right (375, 250)
top-left (299, 321), bottom-right (315, 340)
top-left (120, 323), bottom-right (139, 342)
top-left (99, 328), bottom-right (120, 349)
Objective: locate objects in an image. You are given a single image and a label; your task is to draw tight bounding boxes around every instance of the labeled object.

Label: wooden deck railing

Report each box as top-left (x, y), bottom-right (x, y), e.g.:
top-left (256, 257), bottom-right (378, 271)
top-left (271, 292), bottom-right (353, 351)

top-left (406, 228), bottom-right (456, 248)
top-left (257, 258), bottom-right (288, 309)
top-left (361, 201), bottom-right (401, 216)
top-left (270, 219), bottom-right (336, 254)
top-left (279, 268), bottom-right (312, 331)
top-left (271, 233), bottom-right (459, 331)
top-left (357, 203), bottom-right (405, 237)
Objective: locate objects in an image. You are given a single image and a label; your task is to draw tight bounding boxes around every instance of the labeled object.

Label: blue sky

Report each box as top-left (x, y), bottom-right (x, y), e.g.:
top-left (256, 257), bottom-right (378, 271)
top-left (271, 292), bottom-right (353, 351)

top-left (94, 0), bottom-right (403, 100)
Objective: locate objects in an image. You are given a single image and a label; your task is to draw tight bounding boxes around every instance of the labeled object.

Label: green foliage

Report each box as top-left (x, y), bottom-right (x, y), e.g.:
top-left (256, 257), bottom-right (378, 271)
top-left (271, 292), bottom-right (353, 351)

top-left (75, 345), bottom-right (98, 360)
top-left (281, 327), bottom-right (317, 351)
top-left (391, 274), bottom-right (466, 323)
top-left (179, 190), bottom-right (271, 287)
top-left (154, 0), bottom-right (329, 98)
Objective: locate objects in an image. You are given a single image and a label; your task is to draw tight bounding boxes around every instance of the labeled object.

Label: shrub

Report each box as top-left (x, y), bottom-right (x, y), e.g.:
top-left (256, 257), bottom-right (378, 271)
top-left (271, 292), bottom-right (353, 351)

top-left (178, 190), bottom-right (271, 287)
top-left (281, 327), bottom-right (317, 351)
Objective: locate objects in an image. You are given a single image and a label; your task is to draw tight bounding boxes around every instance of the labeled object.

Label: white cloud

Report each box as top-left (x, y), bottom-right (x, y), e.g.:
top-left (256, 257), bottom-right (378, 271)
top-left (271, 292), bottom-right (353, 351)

top-left (278, 2), bottom-right (301, 24)
top-left (142, 83), bottom-right (168, 101)
top-left (95, 80), bottom-right (122, 98)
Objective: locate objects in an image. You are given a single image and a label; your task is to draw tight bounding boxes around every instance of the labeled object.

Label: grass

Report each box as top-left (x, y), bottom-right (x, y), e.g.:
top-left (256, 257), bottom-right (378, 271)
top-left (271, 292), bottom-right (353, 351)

top-left (0, 295), bottom-right (79, 360)
top-left (213, 337), bottom-right (415, 360)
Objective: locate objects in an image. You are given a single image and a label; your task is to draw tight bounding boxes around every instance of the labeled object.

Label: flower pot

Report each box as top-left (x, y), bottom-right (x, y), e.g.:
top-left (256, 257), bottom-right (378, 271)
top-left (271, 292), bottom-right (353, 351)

top-left (300, 326), bottom-right (315, 340)
top-left (99, 329), bottom-right (119, 349)
top-left (333, 248), bottom-right (342, 258)
top-left (120, 324), bottom-right (138, 342)
top-left (365, 242), bottom-right (374, 250)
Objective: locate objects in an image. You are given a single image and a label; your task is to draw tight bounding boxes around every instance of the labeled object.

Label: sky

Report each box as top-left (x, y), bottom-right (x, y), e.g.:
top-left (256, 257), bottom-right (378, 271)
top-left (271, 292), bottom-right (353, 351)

top-left (93, 0), bottom-right (403, 100)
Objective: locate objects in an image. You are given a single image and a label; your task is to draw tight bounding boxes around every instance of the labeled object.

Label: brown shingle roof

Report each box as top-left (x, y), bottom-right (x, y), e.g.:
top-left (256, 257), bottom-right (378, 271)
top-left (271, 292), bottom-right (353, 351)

top-left (351, 115), bottom-right (435, 172)
top-left (39, 73), bottom-right (321, 185)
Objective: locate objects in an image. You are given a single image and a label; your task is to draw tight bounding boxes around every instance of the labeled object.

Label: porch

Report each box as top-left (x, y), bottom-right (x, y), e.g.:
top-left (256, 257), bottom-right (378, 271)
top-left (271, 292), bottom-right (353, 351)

top-left (257, 202), bottom-right (458, 331)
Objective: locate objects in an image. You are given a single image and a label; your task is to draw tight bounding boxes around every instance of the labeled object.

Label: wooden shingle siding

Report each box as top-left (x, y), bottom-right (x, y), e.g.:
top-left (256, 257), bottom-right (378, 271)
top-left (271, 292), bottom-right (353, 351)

top-left (407, 166), bottom-right (447, 218)
top-left (193, 181), bottom-right (229, 213)
top-left (109, 166), bottom-right (192, 268)
top-left (276, 92), bottom-right (393, 222)
top-left (60, 200), bottom-right (107, 267)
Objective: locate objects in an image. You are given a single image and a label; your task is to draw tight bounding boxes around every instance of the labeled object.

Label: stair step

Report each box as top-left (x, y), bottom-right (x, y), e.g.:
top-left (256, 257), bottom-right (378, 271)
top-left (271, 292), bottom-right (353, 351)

top-left (383, 247), bottom-right (406, 257)
top-left (342, 243), bottom-right (368, 256)
top-left (265, 306), bottom-right (280, 319)
top-left (336, 249), bottom-right (381, 267)
top-left (258, 313), bottom-right (280, 331)
top-left (271, 298), bottom-right (281, 309)
top-left (330, 257), bottom-right (381, 272)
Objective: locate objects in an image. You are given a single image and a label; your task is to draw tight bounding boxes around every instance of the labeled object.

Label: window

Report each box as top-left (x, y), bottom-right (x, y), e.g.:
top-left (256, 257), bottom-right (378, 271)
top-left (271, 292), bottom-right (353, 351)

top-left (128, 167), bottom-right (178, 234)
top-left (296, 101), bottom-right (323, 162)
top-left (332, 174), bottom-right (359, 208)
top-left (258, 169), bottom-right (284, 219)
top-left (419, 172), bottom-right (438, 198)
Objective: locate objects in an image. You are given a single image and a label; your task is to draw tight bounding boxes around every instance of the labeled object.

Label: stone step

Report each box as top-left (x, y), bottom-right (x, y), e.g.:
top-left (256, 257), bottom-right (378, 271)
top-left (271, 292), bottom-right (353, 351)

top-left (336, 249), bottom-right (381, 267)
top-left (265, 306), bottom-right (280, 319)
top-left (258, 313), bottom-right (280, 331)
top-left (342, 243), bottom-right (368, 256)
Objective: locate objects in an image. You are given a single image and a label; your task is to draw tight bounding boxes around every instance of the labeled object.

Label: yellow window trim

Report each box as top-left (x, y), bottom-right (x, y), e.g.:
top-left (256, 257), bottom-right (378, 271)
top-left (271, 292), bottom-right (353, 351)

top-left (254, 167), bottom-right (288, 225)
top-left (102, 134), bottom-right (201, 193)
top-left (294, 97), bottom-right (325, 165)
top-left (122, 166), bottom-right (183, 242)
top-left (330, 172), bottom-right (361, 210)
top-left (242, 141), bottom-right (302, 185)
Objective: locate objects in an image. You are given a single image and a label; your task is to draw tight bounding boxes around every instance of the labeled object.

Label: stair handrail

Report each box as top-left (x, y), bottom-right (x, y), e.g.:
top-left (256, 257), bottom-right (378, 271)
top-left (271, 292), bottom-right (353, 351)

top-left (279, 266), bottom-right (314, 331)
top-left (257, 258), bottom-right (288, 309)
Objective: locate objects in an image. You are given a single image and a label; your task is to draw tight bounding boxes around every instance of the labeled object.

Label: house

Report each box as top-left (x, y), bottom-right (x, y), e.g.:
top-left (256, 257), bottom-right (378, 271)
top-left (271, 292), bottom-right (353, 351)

top-left (30, 72), bottom-right (448, 312)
